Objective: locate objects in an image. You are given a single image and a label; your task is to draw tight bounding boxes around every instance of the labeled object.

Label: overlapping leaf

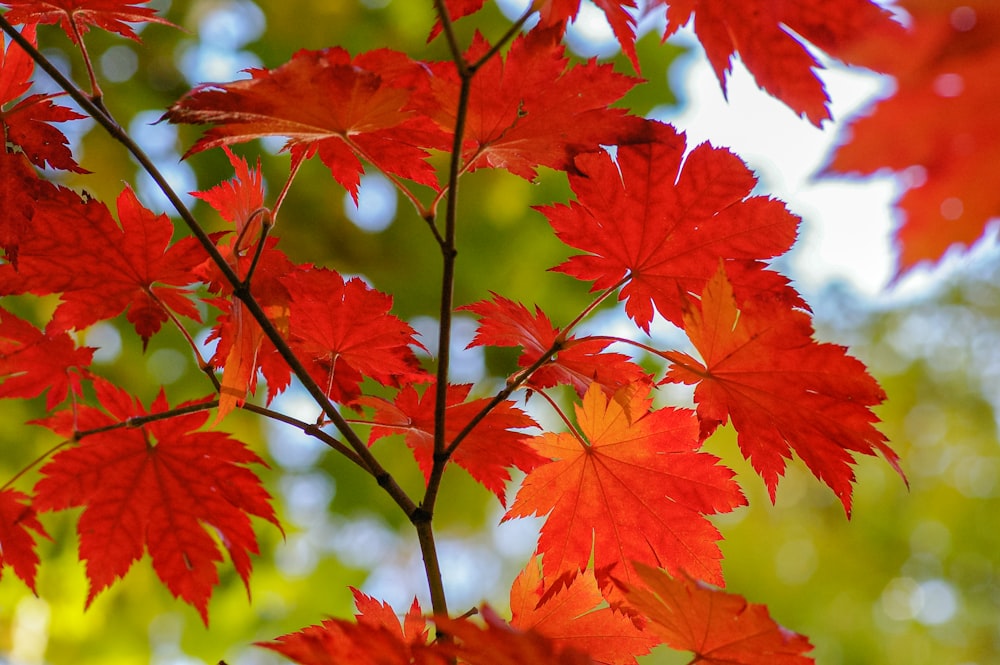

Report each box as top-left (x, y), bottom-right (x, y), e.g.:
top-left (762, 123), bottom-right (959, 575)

top-left (827, 0), bottom-right (1000, 273)
top-left (660, 0), bottom-right (902, 125)
top-left (0, 489), bottom-right (48, 592)
top-left (663, 265), bottom-right (901, 515)
top-left (365, 383), bottom-right (543, 504)
top-left (0, 0), bottom-right (177, 43)
top-left (462, 294), bottom-right (649, 396)
top-left (259, 591), bottom-right (444, 665)
top-left (0, 150), bottom-right (55, 268)
top-left (165, 47), bottom-right (448, 198)
top-left (506, 384), bottom-right (746, 600)
top-left (544, 120), bottom-right (801, 333)
top-left (510, 559), bottom-right (660, 665)
top-left (426, 28), bottom-right (651, 180)
top-left (437, 607), bottom-right (597, 665)
top-left (0, 185), bottom-right (206, 345)
top-left (621, 563), bottom-right (815, 665)
top-left (192, 147), bottom-right (291, 416)
top-left (0, 25), bottom-right (86, 171)
top-left (0, 307), bottom-right (94, 408)
top-left (32, 379), bottom-right (279, 623)
top-left (282, 267), bottom-right (427, 405)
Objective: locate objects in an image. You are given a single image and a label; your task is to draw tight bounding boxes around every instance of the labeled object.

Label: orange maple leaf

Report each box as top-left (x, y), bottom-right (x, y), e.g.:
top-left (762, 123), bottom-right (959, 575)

top-left (621, 563), bottom-right (815, 665)
top-left (663, 265), bottom-right (903, 515)
top-left (510, 558), bottom-right (660, 665)
top-left (506, 384), bottom-right (746, 600)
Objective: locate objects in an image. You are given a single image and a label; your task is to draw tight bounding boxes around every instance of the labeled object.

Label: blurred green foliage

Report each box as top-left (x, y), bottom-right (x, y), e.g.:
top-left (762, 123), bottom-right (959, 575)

top-left (1, 1), bottom-right (998, 664)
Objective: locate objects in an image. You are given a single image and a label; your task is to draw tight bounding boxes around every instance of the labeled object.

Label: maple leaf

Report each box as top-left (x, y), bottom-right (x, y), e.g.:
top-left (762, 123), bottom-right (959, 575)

top-left (621, 563), bottom-right (814, 665)
top-left (364, 383), bottom-right (543, 505)
top-left (258, 591), bottom-right (446, 665)
top-left (282, 267), bottom-right (427, 405)
top-left (0, 307), bottom-right (94, 409)
top-left (0, 149), bottom-right (54, 267)
top-left (165, 47), bottom-right (448, 199)
top-left (192, 147), bottom-right (291, 417)
top-left (0, 0), bottom-right (178, 43)
top-left (662, 265), bottom-right (901, 515)
top-left (506, 384), bottom-right (746, 602)
top-left (426, 28), bottom-right (652, 181)
top-left (31, 379), bottom-right (280, 624)
top-left (535, 0), bottom-right (642, 72)
top-left (543, 120), bottom-right (801, 333)
top-left (0, 489), bottom-right (49, 593)
top-left (660, 0), bottom-right (903, 125)
top-left (0, 24), bottom-right (86, 171)
top-left (462, 294), bottom-right (650, 396)
top-left (437, 606), bottom-right (597, 665)
top-left (0, 185), bottom-right (206, 345)
top-left (510, 558), bottom-right (660, 665)
top-left (826, 0), bottom-right (1000, 274)
top-left (428, 0), bottom-right (486, 41)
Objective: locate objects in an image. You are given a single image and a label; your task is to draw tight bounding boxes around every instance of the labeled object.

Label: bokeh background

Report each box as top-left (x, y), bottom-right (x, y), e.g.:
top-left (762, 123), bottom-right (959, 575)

top-left (1, 1), bottom-right (997, 663)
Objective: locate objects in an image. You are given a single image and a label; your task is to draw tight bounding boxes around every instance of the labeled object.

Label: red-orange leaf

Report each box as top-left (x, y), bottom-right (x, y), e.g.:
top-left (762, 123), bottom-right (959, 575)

top-left (1, 0), bottom-right (177, 43)
top-left (462, 294), bottom-right (649, 396)
top-left (0, 489), bottom-right (48, 593)
top-left (427, 29), bottom-right (651, 180)
top-left (621, 563), bottom-right (814, 665)
top-left (364, 383), bottom-right (543, 505)
top-left (544, 121), bottom-right (801, 333)
top-left (282, 267), bottom-right (427, 405)
top-left (663, 265), bottom-right (901, 515)
top-left (510, 558), bottom-right (660, 665)
top-left (165, 48), bottom-right (448, 198)
top-left (259, 592), bottom-right (445, 665)
top-left (0, 25), bottom-right (86, 171)
top-left (437, 606), bottom-right (596, 665)
top-left (192, 148), bottom-right (291, 417)
top-left (827, 0), bottom-right (1000, 274)
top-left (0, 307), bottom-right (94, 409)
top-left (506, 384), bottom-right (745, 601)
top-left (0, 185), bottom-right (206, 345)
top-left (661, 0), bottom-right (902, 125)
top-left (32, 380), bottom-right (279, 624)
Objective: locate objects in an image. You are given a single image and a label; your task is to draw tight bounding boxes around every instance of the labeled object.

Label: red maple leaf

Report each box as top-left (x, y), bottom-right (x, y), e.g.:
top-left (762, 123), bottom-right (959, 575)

top-left (662, 265), bottom-right (902, 515)
top-left (364, 383), bottom-right (543, 505)
top-left (826, 0), bottom-right (1000, 274)
top-left (0, 307), bottom-right (94, 409)
top-left (192, 147), bottom-right (292, 417)
top-left (0, 488), bottom-right (49, 593)
top-left (282, 267), bottom-right (427, 405)
top-left (621, 563), bottom-right (814, 665)
top-left (506, 384), bottom-right (746, 601)
top-left (0, 149), bottom-right (54, 267)
top-left (462, 294), bottom-right (649, 396)
top-left (510, 558), bottom-right (660, 665)
top-left (258, 591), bottom-right (446, 665)
top-left (165, 47), bottom-right (448, 199)
top-left (535, 0), bottom-right (643, 72)
top-left (660, 0), bottom-right (903, 125)
top-left (426, 28), bottom-right (651, 180)
top-left (0, 0), bottom-right (177, 43)
top-left (543, 121), bottom-right (801, 333)
top-left (0, 24), bottom-right (86, 171)
top-left (31, 379), bottom-right (280, 623)
top-left (0, 185), bottom-right (206, 345)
